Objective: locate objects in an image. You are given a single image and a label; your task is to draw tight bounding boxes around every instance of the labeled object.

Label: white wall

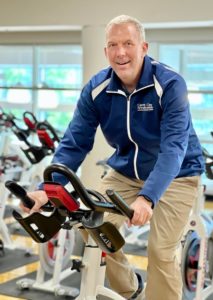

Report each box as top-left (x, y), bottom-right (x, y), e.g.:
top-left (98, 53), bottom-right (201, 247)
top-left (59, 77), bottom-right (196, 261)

top-left (0, 0), bottom-right (212, 27)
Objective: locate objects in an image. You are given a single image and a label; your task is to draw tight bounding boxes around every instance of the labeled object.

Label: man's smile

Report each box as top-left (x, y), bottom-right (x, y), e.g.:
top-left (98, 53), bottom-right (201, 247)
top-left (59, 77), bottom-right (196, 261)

top-left (116, 61), bottom-right (130, 65)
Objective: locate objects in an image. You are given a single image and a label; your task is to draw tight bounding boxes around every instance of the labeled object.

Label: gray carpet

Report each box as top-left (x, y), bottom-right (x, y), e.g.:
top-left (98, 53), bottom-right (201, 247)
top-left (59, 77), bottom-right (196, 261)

top-left (0, 270), bottom-right (81, 299)
top-left (0, 268), bottom-right (146, 300)
top-left (0, 248), bottom-right (38, 273)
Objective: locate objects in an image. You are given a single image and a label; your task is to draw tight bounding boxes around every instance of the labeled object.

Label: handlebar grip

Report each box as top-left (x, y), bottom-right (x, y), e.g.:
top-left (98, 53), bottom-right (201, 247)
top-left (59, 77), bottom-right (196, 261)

top-left (106, 189), bottom-right (134, 219)
top-left (5, 181), bottom-right (35, 209)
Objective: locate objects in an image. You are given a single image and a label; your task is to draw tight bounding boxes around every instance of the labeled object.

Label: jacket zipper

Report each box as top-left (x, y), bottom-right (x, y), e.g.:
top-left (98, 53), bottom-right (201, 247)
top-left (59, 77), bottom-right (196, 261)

top-left (126, 94), bottom-right (140, 180)
top-left (107, 84), bottom-right (154, 180)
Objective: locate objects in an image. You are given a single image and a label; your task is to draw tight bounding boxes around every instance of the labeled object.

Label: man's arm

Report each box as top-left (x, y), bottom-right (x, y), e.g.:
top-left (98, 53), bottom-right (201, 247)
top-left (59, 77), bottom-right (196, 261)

top-left (139, 77), bottom-right (190, 205)
top-left (52, 84), bottom-right (100, 185)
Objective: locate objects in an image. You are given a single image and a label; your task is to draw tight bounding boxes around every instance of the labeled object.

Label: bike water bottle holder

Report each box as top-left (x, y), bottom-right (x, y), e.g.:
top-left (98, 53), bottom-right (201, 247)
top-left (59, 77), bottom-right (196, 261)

top-left (82, 211), bottom-right (125, 254)
top-left (12, 209), bottom-right (66, 243)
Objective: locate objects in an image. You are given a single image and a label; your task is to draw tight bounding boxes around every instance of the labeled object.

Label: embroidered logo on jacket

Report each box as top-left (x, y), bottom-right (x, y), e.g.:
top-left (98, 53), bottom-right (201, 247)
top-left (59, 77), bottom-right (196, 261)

top-left (137, 103), bottom-right (154, 111)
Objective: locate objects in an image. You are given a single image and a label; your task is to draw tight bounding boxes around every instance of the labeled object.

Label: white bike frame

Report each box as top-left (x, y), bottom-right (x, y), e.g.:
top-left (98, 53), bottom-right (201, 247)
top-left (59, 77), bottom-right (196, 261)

top-left (182, 184), bottom-right (213, 300)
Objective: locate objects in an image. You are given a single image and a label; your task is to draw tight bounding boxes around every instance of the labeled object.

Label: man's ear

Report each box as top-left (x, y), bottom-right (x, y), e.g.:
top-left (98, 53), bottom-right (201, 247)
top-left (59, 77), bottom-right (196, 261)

top-left (142, 42), bottom-right (149, 55)
top-left (104, 47), bottom-right (107, 58)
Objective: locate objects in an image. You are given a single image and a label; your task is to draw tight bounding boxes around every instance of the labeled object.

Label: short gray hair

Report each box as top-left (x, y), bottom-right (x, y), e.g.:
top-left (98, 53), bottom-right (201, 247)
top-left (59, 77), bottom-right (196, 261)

top-left (105, 15), bottom-right (146, 41)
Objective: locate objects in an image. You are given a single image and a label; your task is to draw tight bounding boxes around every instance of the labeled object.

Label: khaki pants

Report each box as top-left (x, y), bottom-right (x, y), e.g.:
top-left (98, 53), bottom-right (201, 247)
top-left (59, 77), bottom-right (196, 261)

top-left (94, 169), bottom-right (200, 300)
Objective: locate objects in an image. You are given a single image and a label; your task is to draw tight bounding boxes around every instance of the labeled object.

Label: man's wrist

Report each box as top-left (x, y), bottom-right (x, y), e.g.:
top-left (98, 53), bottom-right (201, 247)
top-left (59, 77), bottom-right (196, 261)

top-left (141, 195), bottom-right (154, 209)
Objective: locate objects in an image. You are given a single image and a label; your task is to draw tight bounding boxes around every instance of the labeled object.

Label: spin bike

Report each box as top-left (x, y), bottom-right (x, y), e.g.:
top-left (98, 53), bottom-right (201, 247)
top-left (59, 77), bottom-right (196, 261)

top-left (0, 111), bottom-right (30, 250)
top-left (181, 148), bottom-right (213, 300)
top-left (8, 118), bottom-right (77, 296)
top-left (5, 163), bottom-right (136, 300)
top-left (0, 109), bottom-right (41, 188)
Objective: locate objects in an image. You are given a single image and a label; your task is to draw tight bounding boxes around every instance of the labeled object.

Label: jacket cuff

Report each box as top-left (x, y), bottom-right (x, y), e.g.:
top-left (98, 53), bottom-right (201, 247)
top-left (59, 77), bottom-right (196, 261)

top-left (140, 194), bottom-right (154, 209)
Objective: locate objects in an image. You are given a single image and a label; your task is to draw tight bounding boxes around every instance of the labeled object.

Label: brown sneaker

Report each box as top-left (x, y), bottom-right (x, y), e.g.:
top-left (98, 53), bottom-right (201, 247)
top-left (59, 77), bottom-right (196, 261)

top-left (129, 273), bottom-right (144, 299)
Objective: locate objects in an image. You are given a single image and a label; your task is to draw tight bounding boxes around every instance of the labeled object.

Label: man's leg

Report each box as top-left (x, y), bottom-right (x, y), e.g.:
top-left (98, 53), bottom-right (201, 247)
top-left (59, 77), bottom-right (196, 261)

top-left (145, 176), bottom-right (200, 300)
top-left (97, 169), bottom-right (145, 299)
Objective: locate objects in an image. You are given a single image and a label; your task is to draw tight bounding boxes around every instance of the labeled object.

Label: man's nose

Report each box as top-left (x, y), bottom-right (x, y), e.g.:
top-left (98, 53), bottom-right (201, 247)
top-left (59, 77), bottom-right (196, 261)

top-left (116, 45), bottom-right (126, 56)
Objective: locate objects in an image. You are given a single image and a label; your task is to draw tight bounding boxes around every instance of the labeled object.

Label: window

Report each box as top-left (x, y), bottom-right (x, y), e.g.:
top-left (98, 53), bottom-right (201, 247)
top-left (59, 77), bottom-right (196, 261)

top-left (0, 45), bottom-right (82, 131)
top-left (159, 43), bottom-right (213, 150)
top-left (158, 43), bottom-right (213, 195)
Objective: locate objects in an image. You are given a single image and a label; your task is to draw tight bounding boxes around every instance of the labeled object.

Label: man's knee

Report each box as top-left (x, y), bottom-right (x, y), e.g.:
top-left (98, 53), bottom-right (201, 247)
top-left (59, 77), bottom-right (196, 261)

top-left (148, 240), bottom-right (176, 263)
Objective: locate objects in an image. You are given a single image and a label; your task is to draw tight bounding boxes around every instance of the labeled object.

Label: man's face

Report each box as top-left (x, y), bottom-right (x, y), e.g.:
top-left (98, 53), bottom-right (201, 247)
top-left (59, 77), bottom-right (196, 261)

top-left (105, 23), bottom-right (148, 89)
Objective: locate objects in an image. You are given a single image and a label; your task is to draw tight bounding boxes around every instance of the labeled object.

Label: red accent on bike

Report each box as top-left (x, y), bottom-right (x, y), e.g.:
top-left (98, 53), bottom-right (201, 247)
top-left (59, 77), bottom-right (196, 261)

top-left (44, 183), bottom-right (80, 211)
top-left (37, 129), bottom-right (54, 149)
top-left (101, 251), bottom-right (107, 257)
top-left (24, 117), bottom-right (36, 130)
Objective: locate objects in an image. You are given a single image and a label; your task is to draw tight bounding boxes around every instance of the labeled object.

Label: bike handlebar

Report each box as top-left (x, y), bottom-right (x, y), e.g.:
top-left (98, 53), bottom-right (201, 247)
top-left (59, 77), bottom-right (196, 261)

top-left (106, 189), bottom-right (133, 219)
top-left (43, 163), bottom-right (134, 218)
top-left (5, 181), bottom-right (52, 212)
top-left (6, 163), bottom-right (134, 219)
top-left (5, 181), bottom-right (34, 209)
top-left (5, 163), bottom-right (134, 251)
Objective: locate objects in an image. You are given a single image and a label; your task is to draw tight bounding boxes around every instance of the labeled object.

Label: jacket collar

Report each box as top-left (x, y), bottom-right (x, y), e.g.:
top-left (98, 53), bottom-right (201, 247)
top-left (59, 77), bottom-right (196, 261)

top-left (106, 55), bottom-right (155, 93)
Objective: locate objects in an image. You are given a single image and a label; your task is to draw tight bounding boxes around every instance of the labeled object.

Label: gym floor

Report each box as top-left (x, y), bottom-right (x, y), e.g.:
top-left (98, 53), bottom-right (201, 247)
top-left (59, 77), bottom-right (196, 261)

top-left (0, 199), bottom-right (212, 300)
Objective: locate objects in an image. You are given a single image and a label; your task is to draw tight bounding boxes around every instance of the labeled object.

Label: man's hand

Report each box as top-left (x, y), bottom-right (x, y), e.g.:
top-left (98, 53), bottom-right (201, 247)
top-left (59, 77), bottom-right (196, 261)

top-left (127, 196), bottom-right (153, 227)
top-left (20, 190), bottom-right (49, 214)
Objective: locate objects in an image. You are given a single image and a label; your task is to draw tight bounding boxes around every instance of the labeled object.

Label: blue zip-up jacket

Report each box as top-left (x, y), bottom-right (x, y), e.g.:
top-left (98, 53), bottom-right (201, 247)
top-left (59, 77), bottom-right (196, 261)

top-left (52, 55), bottom-right (204, 206)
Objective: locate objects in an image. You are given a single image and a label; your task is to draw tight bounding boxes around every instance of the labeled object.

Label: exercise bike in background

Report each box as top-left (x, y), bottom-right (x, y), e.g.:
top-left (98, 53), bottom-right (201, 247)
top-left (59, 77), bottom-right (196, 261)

top-left (0, 110), bottom-right (35, 252)
top-left (2, 115), bottom-right (81, 297)
top-left (181, 148), bottom-right (213, 300)
top-left (0, 110), bottom-right (78, 290)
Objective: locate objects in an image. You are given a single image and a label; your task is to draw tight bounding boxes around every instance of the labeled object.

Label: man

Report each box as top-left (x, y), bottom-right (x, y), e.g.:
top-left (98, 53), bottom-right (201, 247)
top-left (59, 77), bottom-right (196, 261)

top-left (25, 15), bottom-right (204, 300)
